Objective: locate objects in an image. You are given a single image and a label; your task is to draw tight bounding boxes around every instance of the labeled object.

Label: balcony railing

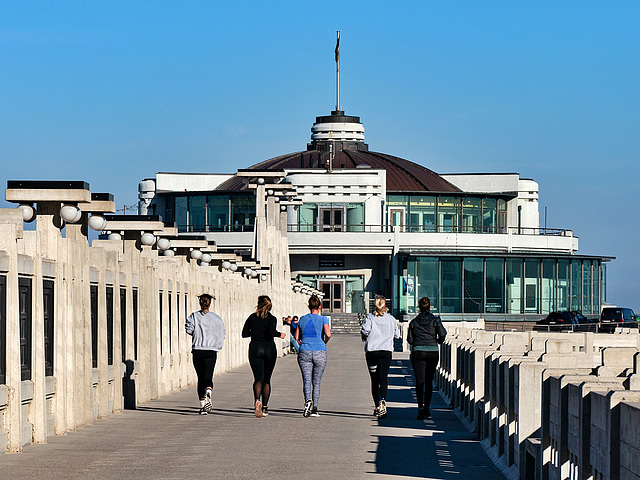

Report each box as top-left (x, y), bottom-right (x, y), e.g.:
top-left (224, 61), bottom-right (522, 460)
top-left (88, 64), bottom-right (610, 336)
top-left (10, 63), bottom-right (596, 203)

top-left (176, 224), bottom-right (255, 233)
top-left (287, 224), bottom-right (573, 235)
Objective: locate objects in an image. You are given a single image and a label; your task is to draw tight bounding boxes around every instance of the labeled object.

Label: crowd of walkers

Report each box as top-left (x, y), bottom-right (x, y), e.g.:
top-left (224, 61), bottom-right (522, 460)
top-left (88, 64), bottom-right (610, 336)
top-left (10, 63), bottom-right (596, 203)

top-left (185, 292), bottom-right (446, 420)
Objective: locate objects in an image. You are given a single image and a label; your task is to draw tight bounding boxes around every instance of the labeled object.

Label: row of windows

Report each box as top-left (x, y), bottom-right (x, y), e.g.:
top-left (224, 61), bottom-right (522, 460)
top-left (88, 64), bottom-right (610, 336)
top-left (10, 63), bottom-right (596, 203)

top-left (164, 194), bottom-right (256, 232)
top-left (388, 195), bottom-right (508, 233)
top-left (398, 257), bottom-right (604, 316)
top-left (160, 192), bottom-right (510, 234)
top-left (0, 277), bottom-right (140, 384)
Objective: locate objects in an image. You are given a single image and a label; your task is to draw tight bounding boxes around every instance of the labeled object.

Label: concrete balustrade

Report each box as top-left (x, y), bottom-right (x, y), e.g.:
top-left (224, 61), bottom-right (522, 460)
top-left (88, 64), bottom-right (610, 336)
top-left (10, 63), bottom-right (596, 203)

top-left (0, 181), bottom-right (308, 453)
top-left (436, 325), bottom-right (640, 480)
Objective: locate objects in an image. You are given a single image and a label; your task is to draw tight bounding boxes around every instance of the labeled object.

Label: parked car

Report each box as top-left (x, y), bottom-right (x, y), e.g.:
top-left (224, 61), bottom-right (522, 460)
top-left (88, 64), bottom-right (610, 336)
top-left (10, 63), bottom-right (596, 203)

top-left (534, 311), bottom-right (595, 332)
top-left (600, 307), bottom-right (638, 332)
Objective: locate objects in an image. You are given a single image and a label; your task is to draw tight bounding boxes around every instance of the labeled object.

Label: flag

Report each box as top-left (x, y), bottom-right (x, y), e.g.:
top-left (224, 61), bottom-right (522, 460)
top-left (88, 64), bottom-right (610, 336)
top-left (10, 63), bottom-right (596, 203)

top-left (335, 31), bottom-right (340, 63)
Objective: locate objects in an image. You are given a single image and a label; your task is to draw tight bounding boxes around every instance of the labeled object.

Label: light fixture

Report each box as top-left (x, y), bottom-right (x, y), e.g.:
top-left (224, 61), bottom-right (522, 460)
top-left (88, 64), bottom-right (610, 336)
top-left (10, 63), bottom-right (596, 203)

top-left (251, 270), bottom-right (258, 278)
top-left (190, 249), bottom-right (203, 260)
top-left (280, 205), bottom-right (286, 211)
top-left (88, 214), bottom-right (107, 231)
top-left (163, 249), bottom-right (175, 257)
top-left (18, 204), bottom-right (36, 222)
top-left (229, 263), bottom-right (238, 272)
top-left (294, 286), bottom-right (301, 292)
top-left (141, 232), bottom-right (156, 246)
top-left (258, 177), bottom-right (265, 184)
top-left (201, 253), bottom-right (212, 264)
top-left (267, 189), bottom-right (274, 196)
top-left (60, 204), bottom-right (82, 223)
top-left (157, 238), bottom-right (171, 250)
top-left (108, 232), bottom-right (121, 240)
top-left (244, 268), bottom-right (252, 276)
top-left (221, 261), bottom-right (231, 270)
top-left (260, 274), bottom-right (267, 281)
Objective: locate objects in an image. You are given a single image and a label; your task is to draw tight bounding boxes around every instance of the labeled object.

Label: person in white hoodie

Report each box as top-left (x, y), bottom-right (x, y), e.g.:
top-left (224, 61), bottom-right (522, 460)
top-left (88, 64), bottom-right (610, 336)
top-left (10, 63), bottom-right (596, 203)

top-left (185, 293), bottom-right (226, 415)
top-left (360, 296), bottom-right (400, 418)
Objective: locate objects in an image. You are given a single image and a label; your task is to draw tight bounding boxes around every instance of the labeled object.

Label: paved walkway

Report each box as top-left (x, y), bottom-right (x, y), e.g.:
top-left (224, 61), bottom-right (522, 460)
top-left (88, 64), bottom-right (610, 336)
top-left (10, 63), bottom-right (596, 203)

top-left (0, 336), bottom-right (503, 479)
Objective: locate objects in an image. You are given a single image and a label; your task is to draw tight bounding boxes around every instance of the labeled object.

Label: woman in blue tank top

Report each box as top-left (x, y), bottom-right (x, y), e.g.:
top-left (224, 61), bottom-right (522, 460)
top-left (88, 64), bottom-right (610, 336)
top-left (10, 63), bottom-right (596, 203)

top-left (295, 295), bottom-right (331, 417)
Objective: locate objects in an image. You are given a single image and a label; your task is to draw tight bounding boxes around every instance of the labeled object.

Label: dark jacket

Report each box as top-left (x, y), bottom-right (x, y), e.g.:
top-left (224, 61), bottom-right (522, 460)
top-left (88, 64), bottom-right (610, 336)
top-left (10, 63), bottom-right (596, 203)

top-left (407, 312), bottom-right (447, 347)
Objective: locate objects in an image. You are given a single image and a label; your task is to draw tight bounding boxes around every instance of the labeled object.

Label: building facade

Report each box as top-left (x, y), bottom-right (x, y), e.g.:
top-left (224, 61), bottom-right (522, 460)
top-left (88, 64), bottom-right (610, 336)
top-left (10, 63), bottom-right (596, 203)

top-left (140, 109), bottom-right (610, 321)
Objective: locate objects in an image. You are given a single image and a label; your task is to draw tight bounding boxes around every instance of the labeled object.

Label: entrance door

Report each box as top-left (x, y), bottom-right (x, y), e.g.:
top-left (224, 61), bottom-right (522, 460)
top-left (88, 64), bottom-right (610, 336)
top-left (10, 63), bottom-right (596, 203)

top-left (389, 207), bottom-right (405, 232)
top-left (319, 281), bottom-right (343, 313)
top-left (319, 207), bottom-right (344, 232)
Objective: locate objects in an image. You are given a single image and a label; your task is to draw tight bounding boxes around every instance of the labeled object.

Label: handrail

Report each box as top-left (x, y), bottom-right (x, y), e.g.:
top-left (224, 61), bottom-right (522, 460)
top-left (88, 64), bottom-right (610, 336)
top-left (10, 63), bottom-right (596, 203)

top-left (286, 224), bottom-right (573, 235)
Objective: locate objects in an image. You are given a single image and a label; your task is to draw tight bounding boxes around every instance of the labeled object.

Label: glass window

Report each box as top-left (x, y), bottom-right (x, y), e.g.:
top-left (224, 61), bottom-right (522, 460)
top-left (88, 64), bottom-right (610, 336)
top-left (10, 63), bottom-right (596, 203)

top-left (387, 195), bottom-right (409, 209)
top-left (582, 260), bottom-right (592, 314)
top-left (506, 258), bottom-right (523, 314)
top-left (175, 196), bottom-right (188, 232)
top-left (401, 258), bottom-right (416, 315)
top-left (416, 258), bottom-right (438, 314)
top-left (409, 196), bottom-right (436, 232)
top-left (463, 258), bottom-right (483, 313)
top-left (571, 260), bottom-right (582, 311)
top-left (440, 258), bottom-right (462, 313)
top-left (485, 258), bottom-right (504, 313)
top-left (557, 259), bottom-right (570, 311)
top-left (462, 198), bottom-right (481, 233)
top-left (482, 198), bottom-right (497, 233)
top-left (541, 259), bottom-right (556, 314)
top-left (600, 264), bottom-right (607, 306)
top-left (298, 203), bottom-right (317, 232)
top-left (188, 196), bottom-right (207, 232)
top-left (438, 197), bottom-right (461, 233)
top-left (207, 195), bottom-right (229, 231)
top-left (592, 261), bottom-right (600, 314)
top-left (498, 199), bottom-right (507, 233)
top-left (230, 195), bottom-right (255, 231)
top-left (346, 203), bottom-right (365, 232)
top-left (524, 259), bottom-right (540, 314)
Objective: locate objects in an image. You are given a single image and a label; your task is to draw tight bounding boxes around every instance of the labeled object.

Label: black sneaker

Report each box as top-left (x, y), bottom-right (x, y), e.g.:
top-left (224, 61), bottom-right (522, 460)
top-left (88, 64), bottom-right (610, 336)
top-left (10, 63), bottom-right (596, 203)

top-left (310, 408), bottom-right (319, 417)
top-left (303, 399), bottom-right (313, 418)
top-left (199, 407), bottom-right (208, 415)
top-left (417, 408), bottom-right (425, 420)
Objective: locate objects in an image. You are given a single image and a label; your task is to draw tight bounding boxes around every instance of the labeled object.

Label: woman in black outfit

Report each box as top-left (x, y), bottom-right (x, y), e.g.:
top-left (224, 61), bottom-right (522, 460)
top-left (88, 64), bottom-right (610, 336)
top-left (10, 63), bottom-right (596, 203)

top-left (407, 296), bottom-right (447, 420)
top-left (242, 295), bottom-right (286, 417)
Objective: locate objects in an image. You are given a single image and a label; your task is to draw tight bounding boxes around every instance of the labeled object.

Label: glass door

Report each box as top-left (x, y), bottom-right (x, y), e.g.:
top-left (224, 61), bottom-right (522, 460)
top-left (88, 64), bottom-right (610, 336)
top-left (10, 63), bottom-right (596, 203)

top-left (319, 281), bottom-right (343, 313)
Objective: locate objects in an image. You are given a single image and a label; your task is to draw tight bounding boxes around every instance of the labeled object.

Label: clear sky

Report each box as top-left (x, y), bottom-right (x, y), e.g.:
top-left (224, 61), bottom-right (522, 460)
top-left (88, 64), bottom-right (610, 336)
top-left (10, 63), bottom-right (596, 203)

top-left (1, 1), bottom-right (638, 310)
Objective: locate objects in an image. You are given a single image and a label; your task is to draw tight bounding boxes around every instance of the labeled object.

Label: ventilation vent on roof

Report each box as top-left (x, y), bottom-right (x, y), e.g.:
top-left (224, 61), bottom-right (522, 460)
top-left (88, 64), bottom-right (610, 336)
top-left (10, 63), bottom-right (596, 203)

top-left (356, 164), bottom-right (371, 169)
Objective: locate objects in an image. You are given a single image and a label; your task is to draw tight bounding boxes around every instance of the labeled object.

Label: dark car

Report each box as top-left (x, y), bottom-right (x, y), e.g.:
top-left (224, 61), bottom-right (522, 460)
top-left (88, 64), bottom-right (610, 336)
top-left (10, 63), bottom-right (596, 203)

top-left (600, 307), bottom-right (638, 332)
top-left (534, 311), bottom-right (594, 332)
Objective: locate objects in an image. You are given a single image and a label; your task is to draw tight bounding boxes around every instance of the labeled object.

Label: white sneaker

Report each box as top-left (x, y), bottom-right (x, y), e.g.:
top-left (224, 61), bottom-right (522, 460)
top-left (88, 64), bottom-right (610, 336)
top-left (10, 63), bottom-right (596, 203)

top-left (204, 389), bottom-right (213, 413)
top-left (303, 400), bottom-right (313, 418)
top-left (310, 408), bottom-right (319, 417)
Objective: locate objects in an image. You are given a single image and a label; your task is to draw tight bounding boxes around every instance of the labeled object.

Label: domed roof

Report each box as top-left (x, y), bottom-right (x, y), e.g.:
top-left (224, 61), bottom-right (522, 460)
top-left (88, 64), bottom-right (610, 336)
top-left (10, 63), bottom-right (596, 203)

top-left (216, 110), bottom-right (461, 193)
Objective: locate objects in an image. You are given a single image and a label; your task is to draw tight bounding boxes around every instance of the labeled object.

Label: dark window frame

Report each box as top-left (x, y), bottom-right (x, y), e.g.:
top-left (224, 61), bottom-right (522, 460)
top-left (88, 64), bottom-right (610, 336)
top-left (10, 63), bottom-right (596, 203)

top-left (90, 284), bottom-right (98, 368)
top-left (120, 288), bottom-right (126, 363)
top-left (43, 279), bottom-right (54, 376)
top-left (0, 275), bottom-right (6, 384)
top-left (19, 277), bottom-right (33, 380)
top-left (106, 286), bottom-right (114, 366)
top-left (132, 289), bottom-right (138, 361)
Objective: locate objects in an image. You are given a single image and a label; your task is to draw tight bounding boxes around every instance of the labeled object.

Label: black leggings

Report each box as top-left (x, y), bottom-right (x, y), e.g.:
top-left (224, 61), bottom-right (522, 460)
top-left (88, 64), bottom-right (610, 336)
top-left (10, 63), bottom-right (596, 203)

top-left (192, 349), bottom-right (218, 400)
top-left (411, 350), bottom-right (439, 411)
top-left (365, 350), bottom-right (392, 404)
top-left (248, 341), bottom-right (277, 405)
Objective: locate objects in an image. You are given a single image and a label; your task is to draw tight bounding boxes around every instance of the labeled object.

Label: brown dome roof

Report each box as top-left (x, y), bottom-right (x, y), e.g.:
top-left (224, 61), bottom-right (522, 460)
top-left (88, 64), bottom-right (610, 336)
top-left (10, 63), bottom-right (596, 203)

top-left (216, 148), bottom-right (461, 193)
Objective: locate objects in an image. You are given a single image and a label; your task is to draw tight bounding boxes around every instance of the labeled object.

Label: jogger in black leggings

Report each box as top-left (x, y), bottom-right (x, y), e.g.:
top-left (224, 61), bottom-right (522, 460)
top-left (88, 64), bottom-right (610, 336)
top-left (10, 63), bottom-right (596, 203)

top-left (242, 295), bottom-right (286, 417)
top-left (410, 350), bottom-right (439, 417)
top-left (361, 296), bottom-right (400, 418)
top-left (185, 293), bottom-right (226, 415)
top-left (407, 296), bottom-right (447, 420)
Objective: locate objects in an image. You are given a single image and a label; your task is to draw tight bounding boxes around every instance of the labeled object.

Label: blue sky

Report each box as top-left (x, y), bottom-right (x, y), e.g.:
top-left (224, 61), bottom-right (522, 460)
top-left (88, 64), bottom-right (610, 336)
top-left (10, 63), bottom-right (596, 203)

top-left (1, 2), bottom-right (638, 310)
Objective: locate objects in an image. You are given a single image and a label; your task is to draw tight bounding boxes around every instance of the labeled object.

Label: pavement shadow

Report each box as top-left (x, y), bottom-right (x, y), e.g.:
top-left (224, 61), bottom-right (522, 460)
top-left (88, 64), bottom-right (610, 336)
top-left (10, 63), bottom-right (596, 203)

top-left (371, 359), bottom-right (480, 479)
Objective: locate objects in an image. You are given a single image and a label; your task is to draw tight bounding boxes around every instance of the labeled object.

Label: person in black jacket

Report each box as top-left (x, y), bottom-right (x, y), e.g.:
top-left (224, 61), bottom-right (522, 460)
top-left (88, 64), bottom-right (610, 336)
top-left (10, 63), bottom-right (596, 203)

top-left (242, 296), bottom-right (286, 417)
top-left (407, 296), bottom-right (447, 420)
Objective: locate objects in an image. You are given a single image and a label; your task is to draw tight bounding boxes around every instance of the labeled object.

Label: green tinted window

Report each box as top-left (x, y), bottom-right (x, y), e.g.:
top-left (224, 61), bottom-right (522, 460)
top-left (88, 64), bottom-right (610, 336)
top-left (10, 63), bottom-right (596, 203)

top-left (463, 257), bottom-right (483, 313)
top-left (486, 258), bottom-right (504, 313)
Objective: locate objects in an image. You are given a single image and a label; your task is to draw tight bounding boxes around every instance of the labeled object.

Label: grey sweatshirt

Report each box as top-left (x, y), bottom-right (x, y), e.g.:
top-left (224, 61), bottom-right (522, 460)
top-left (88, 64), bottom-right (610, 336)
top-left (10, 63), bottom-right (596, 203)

top-left (360, 312), bottom-right (400, 352)
top-left (185, 310), bottom-right (226, 351)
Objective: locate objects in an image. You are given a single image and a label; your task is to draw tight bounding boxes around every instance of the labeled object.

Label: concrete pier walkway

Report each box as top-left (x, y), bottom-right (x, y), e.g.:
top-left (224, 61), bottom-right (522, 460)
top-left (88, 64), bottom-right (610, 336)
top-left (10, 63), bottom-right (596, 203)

top-left (0, 336), bottom-right (503, 479)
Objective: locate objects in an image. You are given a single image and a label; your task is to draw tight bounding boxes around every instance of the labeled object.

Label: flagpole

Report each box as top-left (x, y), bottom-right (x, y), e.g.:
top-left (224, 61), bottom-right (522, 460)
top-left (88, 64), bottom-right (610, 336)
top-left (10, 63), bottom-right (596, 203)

top-left (335, 31), bottom-right (340, 111)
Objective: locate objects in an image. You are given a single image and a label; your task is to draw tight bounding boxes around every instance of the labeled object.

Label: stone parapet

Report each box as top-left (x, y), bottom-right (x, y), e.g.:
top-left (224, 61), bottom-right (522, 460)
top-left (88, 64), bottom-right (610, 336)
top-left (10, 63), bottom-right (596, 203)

top-left (436, 324), bottom-right (640, 480)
